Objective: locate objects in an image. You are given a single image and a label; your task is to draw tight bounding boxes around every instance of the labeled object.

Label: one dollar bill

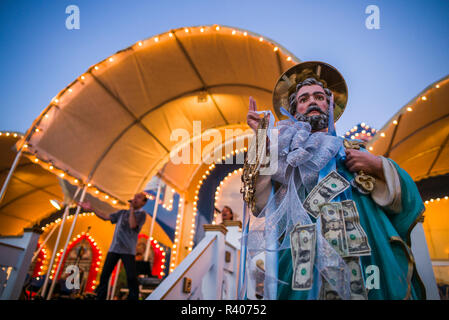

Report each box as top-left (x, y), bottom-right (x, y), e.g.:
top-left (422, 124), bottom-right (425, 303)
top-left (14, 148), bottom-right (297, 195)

top-left (290, 223), bottom-right (316, 291)
top-left (303, 171), bottom-right (350, 218)
top-left (321, 202), bottom-right (349, 257)
top-left (344, 257), bottom-right (368, 300)
top-left (341, 200), bottom-right (371, 256)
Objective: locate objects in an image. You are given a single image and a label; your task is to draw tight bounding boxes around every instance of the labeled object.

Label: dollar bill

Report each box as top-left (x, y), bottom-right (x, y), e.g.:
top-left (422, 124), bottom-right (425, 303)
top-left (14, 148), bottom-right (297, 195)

top-left (319, 267), bottom-right (344, 300)
top-left (341, 200), bottom-right (371, 256)
top-left (344, 257), bottom-right (368, 300)
top-left (290, 223), bottom-right (316, 291)
top-left (303, 171), bottom-right (350, 218)
top-left (321, 203), bottom-right (349, 257)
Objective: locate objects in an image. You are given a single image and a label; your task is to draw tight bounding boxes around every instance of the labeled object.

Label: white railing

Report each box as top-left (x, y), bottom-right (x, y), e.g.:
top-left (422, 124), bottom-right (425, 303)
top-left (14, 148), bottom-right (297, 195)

top-left (0, 227), bottom-right (41, 300)
top-left (147, 222), bottom-right (241, 300)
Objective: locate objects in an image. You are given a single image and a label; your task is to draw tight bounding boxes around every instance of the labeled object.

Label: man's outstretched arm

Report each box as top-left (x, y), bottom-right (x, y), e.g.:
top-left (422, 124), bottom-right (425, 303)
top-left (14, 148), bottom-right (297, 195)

top-left (79, 201), bottom-right (111, 221)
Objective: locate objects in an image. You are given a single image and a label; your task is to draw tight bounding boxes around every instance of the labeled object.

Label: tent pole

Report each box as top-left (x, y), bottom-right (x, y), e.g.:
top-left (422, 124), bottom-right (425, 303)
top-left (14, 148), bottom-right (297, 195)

top-left (144, 181), bottom-right (162, 262)
top-left (40, 186), bottom-right (82, 298)
top-left (46, 185), bottom-right (88, 300)
top-left (31, 223), bottom-right (57, 263)
top-left (0, 149), bottom-right (23, 204)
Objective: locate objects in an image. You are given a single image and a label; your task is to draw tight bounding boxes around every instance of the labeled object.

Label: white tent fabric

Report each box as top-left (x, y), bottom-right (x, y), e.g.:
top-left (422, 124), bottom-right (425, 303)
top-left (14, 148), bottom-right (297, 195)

top-left (19, 25), bottom-right (299, 204)
top-left (367, 75), bottom-right (449, 181)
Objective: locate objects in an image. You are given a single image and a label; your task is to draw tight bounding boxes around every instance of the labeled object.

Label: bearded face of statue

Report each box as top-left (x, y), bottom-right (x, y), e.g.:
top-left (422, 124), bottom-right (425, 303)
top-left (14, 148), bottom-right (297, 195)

top-left (294, 84), bottom-right (330, 132)
top-left (288, 77), bottom-right (333, 132)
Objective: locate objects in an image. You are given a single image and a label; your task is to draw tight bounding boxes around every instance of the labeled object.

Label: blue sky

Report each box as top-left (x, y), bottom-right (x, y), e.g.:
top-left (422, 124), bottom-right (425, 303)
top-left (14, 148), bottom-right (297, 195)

top-left (0, 0), bottom-right (448, 135)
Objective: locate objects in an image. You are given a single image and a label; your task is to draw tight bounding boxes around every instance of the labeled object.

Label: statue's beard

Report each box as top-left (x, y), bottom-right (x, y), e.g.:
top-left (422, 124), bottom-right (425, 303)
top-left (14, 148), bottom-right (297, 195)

top-left (294, 105), bottom-right (329, 131)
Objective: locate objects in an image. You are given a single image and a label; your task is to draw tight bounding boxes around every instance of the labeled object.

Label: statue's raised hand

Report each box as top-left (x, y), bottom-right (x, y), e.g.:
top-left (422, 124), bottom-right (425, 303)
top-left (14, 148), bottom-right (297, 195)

top-left (247, 96), bottom-right (263, 132)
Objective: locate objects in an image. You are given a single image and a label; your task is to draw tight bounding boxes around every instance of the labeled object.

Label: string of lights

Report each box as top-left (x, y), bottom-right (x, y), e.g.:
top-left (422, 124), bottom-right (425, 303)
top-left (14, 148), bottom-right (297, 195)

top-left (0, 131), bottom-right (23, 138)
top-left (344, 122), bottom-right (377, 142)
top-left (169, 196), bottom-right (184, 274)
top-left (32, 243), bottom-right (49, 278)
top-left (424, 196), bottom-right (449, 205)
top-left (367, 80), bottom-right (444, 152)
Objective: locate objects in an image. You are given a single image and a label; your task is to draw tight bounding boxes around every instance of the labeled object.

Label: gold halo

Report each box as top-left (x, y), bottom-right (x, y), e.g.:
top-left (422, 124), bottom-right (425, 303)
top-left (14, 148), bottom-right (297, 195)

top-left (272, 61), bottom-right (348, 122)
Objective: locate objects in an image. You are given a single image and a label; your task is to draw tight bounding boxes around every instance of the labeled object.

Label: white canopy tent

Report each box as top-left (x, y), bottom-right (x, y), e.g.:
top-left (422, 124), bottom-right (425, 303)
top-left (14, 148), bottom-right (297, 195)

top-left (16, 25), bottom-right (299, 206)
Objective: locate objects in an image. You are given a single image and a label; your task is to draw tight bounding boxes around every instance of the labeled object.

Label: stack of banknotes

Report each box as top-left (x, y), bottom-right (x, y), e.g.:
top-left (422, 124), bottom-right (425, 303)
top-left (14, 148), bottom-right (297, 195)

top-left (290, 171), bottom-right (371, 299)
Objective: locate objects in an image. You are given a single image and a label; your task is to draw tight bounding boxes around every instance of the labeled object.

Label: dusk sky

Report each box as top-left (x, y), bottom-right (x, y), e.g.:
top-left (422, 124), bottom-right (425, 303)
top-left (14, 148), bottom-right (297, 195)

top-left (1, 0), bottom-right (448, 135)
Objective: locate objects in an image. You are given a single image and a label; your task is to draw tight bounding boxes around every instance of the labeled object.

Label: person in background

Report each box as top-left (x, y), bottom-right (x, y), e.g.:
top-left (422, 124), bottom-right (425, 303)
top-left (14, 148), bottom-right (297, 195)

top-left (135, 241), bottom-right (153, 277)
top-left (221, 206), bottom-right (234, 221)
top-left (80, 191), bottom-right (148, 300)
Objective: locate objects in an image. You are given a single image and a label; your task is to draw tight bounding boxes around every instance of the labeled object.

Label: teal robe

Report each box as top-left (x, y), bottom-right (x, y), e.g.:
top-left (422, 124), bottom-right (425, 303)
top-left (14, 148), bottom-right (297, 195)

top-left (276, 159), bottom-right (426, 300)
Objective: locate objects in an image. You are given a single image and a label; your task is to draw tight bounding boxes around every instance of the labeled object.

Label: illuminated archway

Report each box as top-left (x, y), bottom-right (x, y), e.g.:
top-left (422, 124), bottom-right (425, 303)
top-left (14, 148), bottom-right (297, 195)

top-left (50, 232), bottom-right (103, 293)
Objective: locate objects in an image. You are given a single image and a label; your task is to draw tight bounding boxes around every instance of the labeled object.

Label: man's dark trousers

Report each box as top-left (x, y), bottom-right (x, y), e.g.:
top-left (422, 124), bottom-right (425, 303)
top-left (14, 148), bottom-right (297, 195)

top-left (96, 252), bottom-right (139, 300)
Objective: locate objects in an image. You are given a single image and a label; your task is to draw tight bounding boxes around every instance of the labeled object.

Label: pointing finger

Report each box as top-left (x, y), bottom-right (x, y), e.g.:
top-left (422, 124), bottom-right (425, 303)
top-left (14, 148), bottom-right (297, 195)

top-left (249, 96), bottom-right (257, 112)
